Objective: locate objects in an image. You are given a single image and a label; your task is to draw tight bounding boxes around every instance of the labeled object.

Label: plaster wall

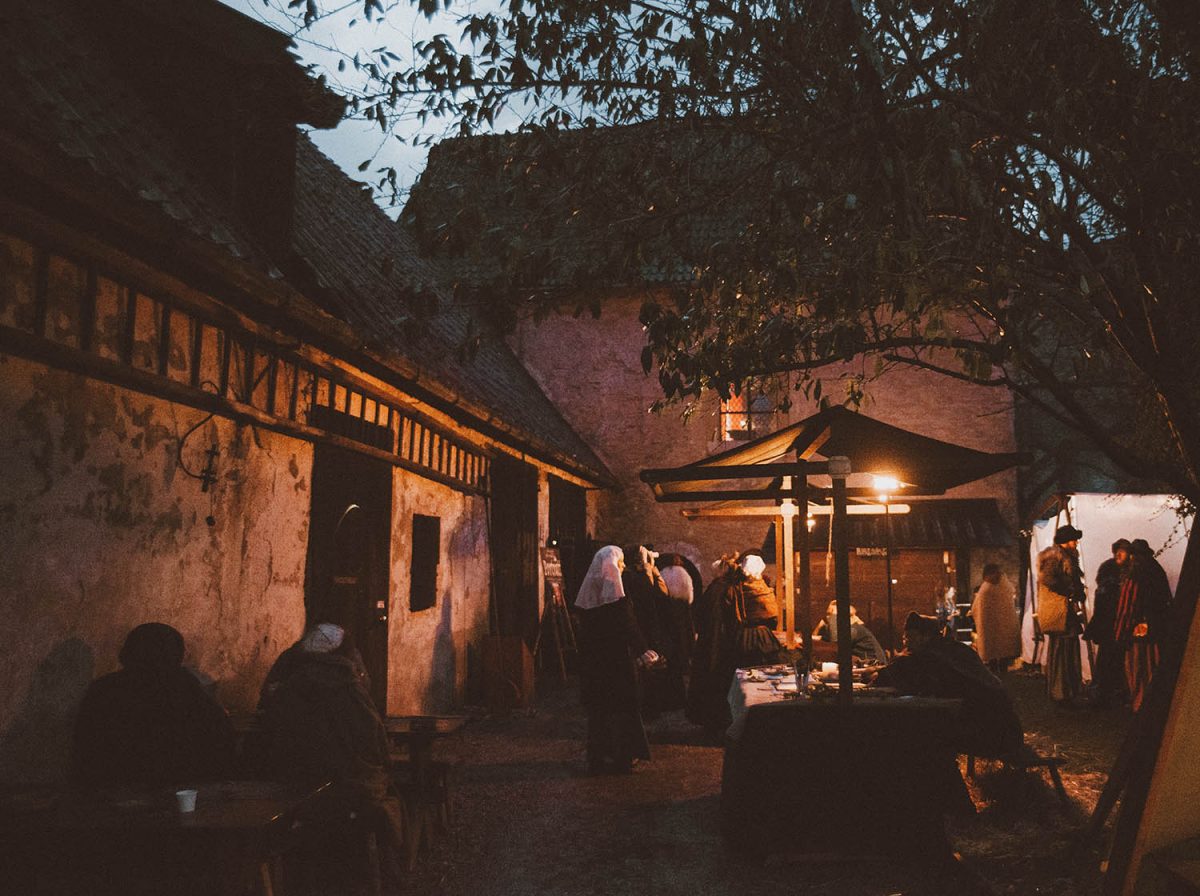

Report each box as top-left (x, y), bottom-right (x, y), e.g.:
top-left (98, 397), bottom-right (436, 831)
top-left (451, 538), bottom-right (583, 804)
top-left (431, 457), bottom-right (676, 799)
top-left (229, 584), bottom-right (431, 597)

top-left (385, 470), bottom-right (490, 714)
top-left (0, 354), bottom-right (312, 786)
top-left (509, 293), bottom-right (1020, 586)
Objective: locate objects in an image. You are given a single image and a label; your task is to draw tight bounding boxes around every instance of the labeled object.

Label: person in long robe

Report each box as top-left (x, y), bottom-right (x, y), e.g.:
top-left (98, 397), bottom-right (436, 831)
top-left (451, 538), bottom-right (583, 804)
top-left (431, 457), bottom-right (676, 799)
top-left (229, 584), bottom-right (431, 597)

top-left (686, 554), bottom-right (739, 731)
top-left (875, 613), bottom-right (1024, 759)
top-left (970, 564), bottom-right (1022, 674)
top-left (1115, 539), bottom-right (1172, 711)
top-left (658, 553), bottom-right (696, 703)
top-left (686, 551), bottom-right (783, 733)
top-left (1038, 525), bottom-right (1088, 704)
top-left (813, 601), bottom-right (887, 665)
top-left (576, 546), bottom-right (658, 773)
top-left (1087, 539), bottom-right (1132, 706)
top-left (260, 622), bottom-right (405, 857)
top-left (622, 545), bottom-right (682, 713)
top-left (71, 622), bottom-right (234, 790)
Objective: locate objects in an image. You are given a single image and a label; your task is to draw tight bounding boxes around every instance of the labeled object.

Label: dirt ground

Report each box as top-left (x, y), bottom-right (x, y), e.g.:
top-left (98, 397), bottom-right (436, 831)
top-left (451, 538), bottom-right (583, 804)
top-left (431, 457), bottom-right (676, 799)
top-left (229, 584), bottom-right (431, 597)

top-left (384, 669), bottom-right (1129, 896)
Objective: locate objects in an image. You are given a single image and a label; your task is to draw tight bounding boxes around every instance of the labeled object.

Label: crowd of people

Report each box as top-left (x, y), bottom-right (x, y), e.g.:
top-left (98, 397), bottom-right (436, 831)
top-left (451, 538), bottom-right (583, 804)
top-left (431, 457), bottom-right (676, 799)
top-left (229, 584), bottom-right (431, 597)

top-left (1036, 525), bottom-right (1173, 710)
top-left (73, 530), bottom-right (1173, 809)
top-left (574, 526), bottom-right (1175, 774)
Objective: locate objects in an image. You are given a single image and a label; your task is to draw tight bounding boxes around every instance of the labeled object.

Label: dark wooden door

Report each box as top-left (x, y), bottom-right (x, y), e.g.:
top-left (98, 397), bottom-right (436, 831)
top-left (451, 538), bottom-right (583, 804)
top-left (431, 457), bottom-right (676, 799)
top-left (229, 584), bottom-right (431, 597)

top-left (306, 445), bottom-right (392, 710)
top-left (489, 454), bottom-right (540, 644)
top-left (548, 475), bottom-right (589, 604)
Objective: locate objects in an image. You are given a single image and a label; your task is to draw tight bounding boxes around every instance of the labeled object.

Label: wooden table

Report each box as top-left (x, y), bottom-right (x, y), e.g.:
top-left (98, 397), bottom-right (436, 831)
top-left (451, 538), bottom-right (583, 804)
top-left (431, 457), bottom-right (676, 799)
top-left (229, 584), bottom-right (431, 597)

top-left (0, 780), bottom-right (330, 895)
top-left (229, 713), bottom-right (469, 781)
top-left (384, 715), bottom-right (468, 783)
top-left (383, 716), bottom-right (467, 868)
top-left (722, 666), bottom-right (964, 862)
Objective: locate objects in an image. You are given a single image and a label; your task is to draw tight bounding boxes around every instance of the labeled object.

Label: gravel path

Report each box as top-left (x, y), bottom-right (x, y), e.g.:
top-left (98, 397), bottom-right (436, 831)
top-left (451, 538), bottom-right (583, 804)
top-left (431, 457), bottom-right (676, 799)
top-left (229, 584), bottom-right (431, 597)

top-left (387, 672), bottom-right (1126, 896)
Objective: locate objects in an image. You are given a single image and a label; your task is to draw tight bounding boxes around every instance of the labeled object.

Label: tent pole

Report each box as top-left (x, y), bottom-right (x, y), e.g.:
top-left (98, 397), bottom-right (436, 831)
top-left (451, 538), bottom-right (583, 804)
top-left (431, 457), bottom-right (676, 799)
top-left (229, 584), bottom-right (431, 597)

top-left (830, 456), bottom-right (853, 705)
top-left (796, 464), bottom-right (812, 676)
top-left (781, 476), bottom-right (795, 642)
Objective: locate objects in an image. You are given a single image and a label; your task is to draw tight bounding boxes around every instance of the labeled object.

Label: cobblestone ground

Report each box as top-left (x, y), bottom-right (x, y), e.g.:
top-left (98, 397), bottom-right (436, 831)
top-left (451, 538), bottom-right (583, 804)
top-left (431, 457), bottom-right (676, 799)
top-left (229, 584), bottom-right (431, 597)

top-left (384, 670), bottom-right (1127, 896)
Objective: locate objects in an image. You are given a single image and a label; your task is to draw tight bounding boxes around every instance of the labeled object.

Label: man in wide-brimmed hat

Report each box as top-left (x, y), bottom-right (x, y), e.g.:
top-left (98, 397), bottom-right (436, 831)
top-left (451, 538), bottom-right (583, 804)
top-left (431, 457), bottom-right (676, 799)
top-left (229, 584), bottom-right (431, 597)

top-left (1038, 524), bottom-right (1088, 703)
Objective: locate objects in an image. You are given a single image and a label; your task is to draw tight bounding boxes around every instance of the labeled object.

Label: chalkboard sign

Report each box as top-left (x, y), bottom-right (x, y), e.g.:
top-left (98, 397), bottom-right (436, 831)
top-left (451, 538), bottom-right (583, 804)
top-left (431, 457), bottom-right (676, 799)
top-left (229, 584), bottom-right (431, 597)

top-left (539, 546), bottom-right (563, 583)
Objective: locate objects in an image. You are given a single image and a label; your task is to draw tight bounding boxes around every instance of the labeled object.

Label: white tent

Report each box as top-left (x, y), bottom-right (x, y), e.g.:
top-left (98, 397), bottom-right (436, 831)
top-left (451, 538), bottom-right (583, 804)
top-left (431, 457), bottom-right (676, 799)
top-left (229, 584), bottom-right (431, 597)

top-left (1021, 493), bottom-right (1193, 676)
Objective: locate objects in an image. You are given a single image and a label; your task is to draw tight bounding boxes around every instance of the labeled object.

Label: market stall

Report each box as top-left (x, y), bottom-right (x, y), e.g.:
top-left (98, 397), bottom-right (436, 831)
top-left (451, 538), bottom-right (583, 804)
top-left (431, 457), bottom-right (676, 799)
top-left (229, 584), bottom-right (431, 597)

top-left (641, 405), bottom-right (1026, 695)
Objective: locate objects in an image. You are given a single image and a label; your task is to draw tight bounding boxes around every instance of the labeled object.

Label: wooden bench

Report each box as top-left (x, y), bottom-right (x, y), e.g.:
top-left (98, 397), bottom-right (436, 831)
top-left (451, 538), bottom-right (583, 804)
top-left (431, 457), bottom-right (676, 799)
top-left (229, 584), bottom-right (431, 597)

top-left (965, 745), bottom-right (1069, 806)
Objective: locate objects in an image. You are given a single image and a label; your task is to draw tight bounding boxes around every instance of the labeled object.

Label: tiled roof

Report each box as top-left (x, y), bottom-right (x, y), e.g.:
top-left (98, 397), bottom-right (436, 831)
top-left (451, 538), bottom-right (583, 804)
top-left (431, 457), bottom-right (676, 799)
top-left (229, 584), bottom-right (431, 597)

top-left (292, 137), bottom-right (610, 480)
top-left (0, 0), bottom-right (274, 273)
top-left (0, 0), bottom-right (608, 483)
top-left (403, 122), bottom-right (777, 291)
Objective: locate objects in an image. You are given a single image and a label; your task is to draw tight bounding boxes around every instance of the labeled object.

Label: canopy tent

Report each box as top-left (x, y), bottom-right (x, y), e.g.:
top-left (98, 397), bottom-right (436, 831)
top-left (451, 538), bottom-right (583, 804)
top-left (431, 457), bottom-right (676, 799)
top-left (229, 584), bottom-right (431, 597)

top-left (1021, 493), bottom-right (1193, 678)
top-left (641, 406), bottom-right (1027, 702)
top-left (644, 406), bottom-right (1026, 503)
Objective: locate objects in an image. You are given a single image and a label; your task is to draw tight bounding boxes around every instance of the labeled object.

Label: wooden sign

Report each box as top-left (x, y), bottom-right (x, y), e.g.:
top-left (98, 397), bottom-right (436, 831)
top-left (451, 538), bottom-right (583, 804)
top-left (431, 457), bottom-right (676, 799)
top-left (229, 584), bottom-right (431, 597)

top-left (539, 546), bottom-right (563, 583)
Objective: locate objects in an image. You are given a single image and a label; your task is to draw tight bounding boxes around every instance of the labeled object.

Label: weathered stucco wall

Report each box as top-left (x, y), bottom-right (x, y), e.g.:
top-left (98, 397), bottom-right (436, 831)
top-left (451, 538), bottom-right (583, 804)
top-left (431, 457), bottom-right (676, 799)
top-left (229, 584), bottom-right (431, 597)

top-left (0, 353), bottom-right (314, 785)
top-left (386, 471), bottom-right (490, 715)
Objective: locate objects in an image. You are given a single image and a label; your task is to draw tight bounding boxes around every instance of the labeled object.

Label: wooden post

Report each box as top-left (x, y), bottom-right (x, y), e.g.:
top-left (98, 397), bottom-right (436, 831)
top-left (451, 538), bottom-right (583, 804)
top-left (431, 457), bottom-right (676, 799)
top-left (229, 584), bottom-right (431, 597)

top-left (796, 463), bottom-right (812, 675)
top-left (773, 516), bottom-right (785, 633)
top-left (781, 476), bottom-right (795, 640)
top-left (829, 456), bottom-right (853, 705)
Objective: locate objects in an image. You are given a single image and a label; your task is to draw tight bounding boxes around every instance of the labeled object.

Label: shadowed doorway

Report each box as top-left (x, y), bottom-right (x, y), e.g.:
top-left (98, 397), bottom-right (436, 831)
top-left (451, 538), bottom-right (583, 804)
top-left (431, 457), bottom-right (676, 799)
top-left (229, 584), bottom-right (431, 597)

top-left (306, 444), bottom-right (392, 711)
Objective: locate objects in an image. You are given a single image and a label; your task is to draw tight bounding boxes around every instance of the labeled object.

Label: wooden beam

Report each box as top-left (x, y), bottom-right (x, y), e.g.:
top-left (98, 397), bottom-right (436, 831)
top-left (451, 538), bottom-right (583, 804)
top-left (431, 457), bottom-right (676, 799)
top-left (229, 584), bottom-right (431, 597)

top-left (0, 325), bottom-right (488, 497)
top-left (655, 487), bottom-right (803, 503)
top-left (641, 461), bottom-right (830, 483)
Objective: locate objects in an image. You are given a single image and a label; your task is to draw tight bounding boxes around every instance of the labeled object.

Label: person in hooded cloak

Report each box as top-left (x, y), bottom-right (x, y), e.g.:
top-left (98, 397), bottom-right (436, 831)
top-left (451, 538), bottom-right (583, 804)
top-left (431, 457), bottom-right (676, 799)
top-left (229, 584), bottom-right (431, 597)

top-left (575, 546), bottom-right (658, 774)
top-left (970, 564), bottom-right (1022, 674)
top-left (686, 551), bottom-right (783, 733)
top-left (1116, 539), bottom-right (1172, 711)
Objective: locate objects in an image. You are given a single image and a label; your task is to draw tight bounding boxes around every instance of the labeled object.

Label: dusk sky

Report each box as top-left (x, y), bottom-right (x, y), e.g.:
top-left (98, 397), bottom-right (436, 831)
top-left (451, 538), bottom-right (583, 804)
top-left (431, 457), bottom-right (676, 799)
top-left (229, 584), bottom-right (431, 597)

top-left (220, 0), bottom-right (502, 211)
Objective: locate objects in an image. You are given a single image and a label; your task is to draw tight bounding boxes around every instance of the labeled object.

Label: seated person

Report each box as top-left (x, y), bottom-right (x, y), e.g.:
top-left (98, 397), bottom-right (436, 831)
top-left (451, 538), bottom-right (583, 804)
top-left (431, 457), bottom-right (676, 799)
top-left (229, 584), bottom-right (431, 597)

top-left (72, 622), bottom-right (234, 789)
top-left (260, 623), bottom-right (403, 856)
top-left (812, 601), bottom-right (888, 666)
top-left (875, 612), bottom-right (1024, 759)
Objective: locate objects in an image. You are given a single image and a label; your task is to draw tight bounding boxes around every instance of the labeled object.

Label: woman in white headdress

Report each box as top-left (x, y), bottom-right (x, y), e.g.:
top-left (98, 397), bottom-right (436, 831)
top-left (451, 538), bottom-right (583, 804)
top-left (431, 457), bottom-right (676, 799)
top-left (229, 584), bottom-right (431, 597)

top-left (575, 545), bottom-right (659, 774)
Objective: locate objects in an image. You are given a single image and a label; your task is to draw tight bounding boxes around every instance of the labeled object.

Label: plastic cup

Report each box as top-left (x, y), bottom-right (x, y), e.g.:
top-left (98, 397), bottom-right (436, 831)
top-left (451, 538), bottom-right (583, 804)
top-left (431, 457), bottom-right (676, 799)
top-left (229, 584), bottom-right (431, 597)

top-left (175, 789), bottom-right (198, 813)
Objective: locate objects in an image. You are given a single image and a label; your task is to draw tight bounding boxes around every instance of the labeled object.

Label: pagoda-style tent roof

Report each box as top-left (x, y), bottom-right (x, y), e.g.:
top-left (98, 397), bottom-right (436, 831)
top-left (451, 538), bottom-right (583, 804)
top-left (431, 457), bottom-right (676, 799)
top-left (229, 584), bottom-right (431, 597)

top-left (641, 405), bottom-right (1027, 501)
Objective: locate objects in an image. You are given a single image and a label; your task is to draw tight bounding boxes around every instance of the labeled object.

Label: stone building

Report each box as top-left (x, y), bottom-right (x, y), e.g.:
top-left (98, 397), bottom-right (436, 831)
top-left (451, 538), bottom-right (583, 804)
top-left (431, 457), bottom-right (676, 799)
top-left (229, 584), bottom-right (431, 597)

top-left (404, 125), bottom-right (1023, 645)
top-left (0, 0), bottom-right (608, 785)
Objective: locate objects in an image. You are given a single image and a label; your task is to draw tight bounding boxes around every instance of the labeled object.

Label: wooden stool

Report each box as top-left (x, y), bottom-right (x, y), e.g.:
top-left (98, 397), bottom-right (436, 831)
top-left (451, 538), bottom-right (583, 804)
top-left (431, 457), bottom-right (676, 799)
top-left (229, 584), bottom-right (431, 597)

top-left (390, 760), bottom-right (452, 869)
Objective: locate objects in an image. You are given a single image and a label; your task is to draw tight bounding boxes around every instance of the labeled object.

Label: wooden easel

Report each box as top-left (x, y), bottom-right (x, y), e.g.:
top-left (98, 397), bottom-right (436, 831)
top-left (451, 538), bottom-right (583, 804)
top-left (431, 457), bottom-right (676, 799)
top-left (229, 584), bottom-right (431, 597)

top-left (533, 547), bottom-right (577, 681)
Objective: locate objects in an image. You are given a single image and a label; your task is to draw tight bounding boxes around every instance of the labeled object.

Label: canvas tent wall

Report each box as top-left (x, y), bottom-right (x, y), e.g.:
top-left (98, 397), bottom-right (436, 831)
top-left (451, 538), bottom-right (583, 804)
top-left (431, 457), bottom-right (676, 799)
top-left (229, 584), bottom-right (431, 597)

top-left (1021, 493), bottom-right (1192, 675)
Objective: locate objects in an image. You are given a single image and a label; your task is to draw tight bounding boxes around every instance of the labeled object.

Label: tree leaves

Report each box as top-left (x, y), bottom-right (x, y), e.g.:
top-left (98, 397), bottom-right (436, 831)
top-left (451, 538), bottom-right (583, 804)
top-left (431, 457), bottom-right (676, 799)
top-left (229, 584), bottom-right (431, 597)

top-left (281, 0), bottom-right (1200, 502)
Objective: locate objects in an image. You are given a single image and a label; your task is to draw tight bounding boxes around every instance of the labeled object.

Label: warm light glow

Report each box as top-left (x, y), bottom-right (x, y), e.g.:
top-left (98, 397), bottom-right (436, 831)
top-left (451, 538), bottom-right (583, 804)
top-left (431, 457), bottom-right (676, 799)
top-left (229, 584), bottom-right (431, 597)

top-left (806, 514), bottom-right (816, 531)
top-left (872, 474), bottom-right (901, 501)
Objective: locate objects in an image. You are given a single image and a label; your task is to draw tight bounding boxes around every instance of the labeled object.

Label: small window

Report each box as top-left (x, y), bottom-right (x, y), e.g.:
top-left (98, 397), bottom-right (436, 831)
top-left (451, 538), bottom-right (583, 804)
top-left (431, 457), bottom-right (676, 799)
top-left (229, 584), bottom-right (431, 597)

top-left (410, 514), bottom-right (440, 612)
top-left (720, 391), bottom-right (774, 441)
